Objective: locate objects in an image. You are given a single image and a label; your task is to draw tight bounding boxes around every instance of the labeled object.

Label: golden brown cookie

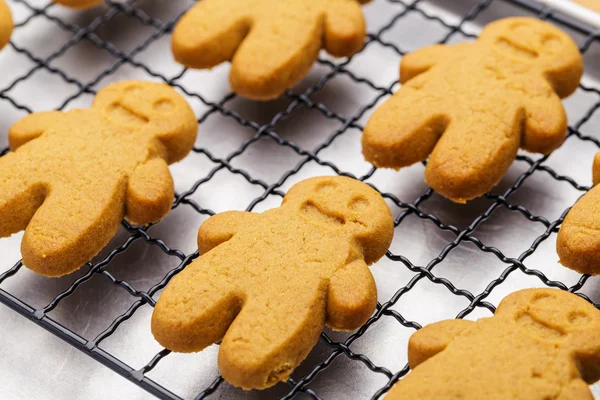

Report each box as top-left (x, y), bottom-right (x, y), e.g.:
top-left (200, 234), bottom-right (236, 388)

top-left (387, 288), bottom-right (600, 399)
top-left (0, 0), bottom-right (13, 50)
top-left (0, 80), bottom-right (197, 277)
top-left (557, 152), bottom-right (600, 275)
top-left (362, 17), bottom-right (582, 203)
top-left (152, 176), bottom-right (394, 390)
top-left (53, 0), bottom-right (103, 9)
top-left (171, 0), bottom-right (371, 100)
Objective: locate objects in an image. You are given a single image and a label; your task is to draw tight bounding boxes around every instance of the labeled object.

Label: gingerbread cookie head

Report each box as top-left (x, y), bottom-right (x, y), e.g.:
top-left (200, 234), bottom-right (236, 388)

top-left (0, 80), bottom-right (197, 277)
top-left (92, 81), bottom-right (197, 163)
top-left (363, 17), bottom-right (582, 203)
top-left (152, 176), bottom-right (394, 390)
top-left (172, 0), bottom-right (371, 100)
top-left (557, 153), bottom-right (600, 275)
top-left (53, 0), bottom-right (103, 9)
top-left (282, 176), bottom-right (394, 264)
top-left (0, 0), bottom-right (13, 51)
top-left (387, 289), bottom-right (600, 400)
top-left (481, 17), bottom-right (583, 97)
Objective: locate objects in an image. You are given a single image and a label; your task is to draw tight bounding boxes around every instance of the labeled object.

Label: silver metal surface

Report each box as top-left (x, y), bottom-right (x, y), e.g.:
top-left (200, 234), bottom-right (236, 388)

top-left (1, 0), bottom-right (600, 399)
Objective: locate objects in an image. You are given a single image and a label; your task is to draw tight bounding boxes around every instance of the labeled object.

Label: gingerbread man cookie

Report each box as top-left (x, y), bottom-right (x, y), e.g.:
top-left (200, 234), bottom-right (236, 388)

top-left (152, 176), bottom-right (394, 389)
top-left (387, 288), bottom-right (600, 399)
top-left (557, 152), bottom-right (600, 275)
top-left (172, 0), bottom-right (371, 100)
top-left (363, 17), bottom-right (583, 203)
top-left (0, 0), bottom-right (13, 51)
top-left (54, 0), bottom-right (103, 9)
top-left (0, 80), bottom-right (197, 277)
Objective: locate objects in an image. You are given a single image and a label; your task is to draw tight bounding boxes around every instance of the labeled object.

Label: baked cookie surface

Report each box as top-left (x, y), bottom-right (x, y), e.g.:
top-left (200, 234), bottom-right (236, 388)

top-left (0, 0), bottom-right (12, 50)
top-left (557, 152), bottom-right (600, 275)
top-left (387, 288), bottom-right (600, 399)
top-left (362, 17), bottom-right (582, 203)
top-left (0, 80), bottom-right (197, 277)
top-left (172, 0), bottom-right (370, 100)
top-left (152, 176), bottom-right (394, 390)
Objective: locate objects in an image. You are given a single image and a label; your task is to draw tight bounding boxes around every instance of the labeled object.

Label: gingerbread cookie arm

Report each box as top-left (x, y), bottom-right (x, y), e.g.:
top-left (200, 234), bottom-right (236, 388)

top-left (8, 111), bottom-right (65, 151)
top-left (323, 0), bottom-right (368, 57)
top-left (399, 44), bottom-right (454, 83)
top-left (521, 78), bottom-right (568, 154)
top-left (362, 87), bottom-right (447, 169)
top-left (197, 211), bottom-right (261, 254)
top-left (171, 0), bottom-right (249, 70)
top-left (557, 185), bottom-right (600, 275)
top-left (407, 319), bottom-right (474, 368)
top-left (326, 259), bottom-right (377, 331)
top-left (125, 158), bottom-right (174, 225)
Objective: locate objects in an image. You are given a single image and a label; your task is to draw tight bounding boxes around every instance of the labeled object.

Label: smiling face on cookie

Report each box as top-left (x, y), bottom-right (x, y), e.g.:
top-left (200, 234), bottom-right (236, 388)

top-left (93, 81), bottom-right (197, 163)
top-left (283, 176), bottom-right (394, 263)
top-left (497, 289), bottom-right (600, 352)
top-left (480, 17), bottom-right (583, 97)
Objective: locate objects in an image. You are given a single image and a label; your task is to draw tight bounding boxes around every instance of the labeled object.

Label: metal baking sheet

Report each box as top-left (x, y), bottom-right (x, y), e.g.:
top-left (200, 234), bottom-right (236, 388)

top-left (1, 0), bottom-right (600, 399)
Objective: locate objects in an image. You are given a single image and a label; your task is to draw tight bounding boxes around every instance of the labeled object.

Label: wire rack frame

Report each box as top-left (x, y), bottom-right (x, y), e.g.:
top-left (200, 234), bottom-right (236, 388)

top-left (0, 0), bottom-right (599, 399)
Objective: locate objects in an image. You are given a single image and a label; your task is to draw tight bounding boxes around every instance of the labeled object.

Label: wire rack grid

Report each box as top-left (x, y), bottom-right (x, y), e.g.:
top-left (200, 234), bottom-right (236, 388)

top-left (1, 0), bottom-right (600, 399)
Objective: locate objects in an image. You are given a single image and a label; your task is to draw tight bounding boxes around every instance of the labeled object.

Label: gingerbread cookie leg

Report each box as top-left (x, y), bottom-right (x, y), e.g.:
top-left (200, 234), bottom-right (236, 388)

top-left (326, 259), bottom-right (377, 330)
top-left (323, 0), bottom-right (367, 57)
top-left (362, 88), bottom-right (447, 169)
top-left (171, 0), bottom-right (250, 70)
top-left (425, 108), bottom-right (521, 202)
top-left (151, 259), bottom-right (241, 353)
top-left (229, 13), bottom-right (322, 100)
top-left (125, 158), bottom-right (174, 225)
top-left (21, 181), bottom-right (125, 277)
top-left (218, 278), bottom-right (327, 390)
top-left (197, 211), bottom-right (261, 254)
top-left (406, 319), bottom-right (474, 368)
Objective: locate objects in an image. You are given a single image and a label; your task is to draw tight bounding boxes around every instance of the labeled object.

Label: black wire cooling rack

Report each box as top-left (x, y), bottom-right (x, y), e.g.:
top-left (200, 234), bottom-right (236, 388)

top-left (1, 0), bottom-right (600, 399)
